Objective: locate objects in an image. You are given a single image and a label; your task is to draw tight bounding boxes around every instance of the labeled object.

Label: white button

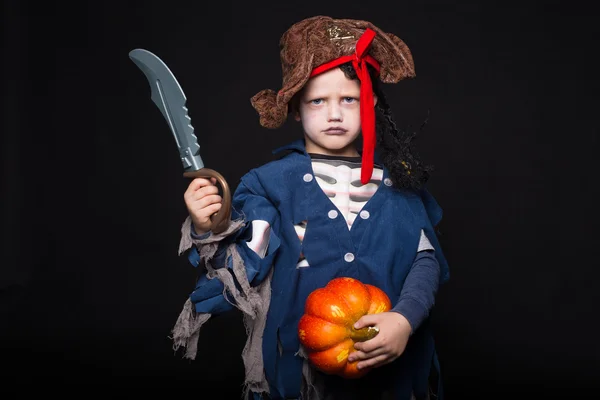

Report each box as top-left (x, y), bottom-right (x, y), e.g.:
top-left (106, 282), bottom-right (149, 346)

top-left (328, 210), bottom-right (338, 219)
top-left (303, 173), bottom-right (313, 182)
top-left (344, 252), bottom-right (355, 262)
top-left (360, 210), bottom-right (370, 219)
top-left (384, 178), bottom-right (392, 186)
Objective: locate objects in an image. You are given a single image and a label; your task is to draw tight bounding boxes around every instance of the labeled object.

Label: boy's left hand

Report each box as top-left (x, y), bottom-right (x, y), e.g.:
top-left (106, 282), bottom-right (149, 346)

top-left (347, 312), bottom-right (412, 370)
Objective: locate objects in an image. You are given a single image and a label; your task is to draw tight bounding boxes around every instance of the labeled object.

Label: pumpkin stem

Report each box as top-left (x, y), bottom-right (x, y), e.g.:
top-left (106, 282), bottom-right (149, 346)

top-left (350, 326), bottom-right (379, 342)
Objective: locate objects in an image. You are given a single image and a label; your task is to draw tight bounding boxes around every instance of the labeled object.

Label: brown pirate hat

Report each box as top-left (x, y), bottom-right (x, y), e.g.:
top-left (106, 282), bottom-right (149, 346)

top-left (250, 15), bottom-right (416, 184)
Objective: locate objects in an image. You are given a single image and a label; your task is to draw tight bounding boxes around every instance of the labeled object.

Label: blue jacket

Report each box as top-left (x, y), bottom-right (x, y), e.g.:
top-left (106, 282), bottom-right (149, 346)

top-left (187, 139), bottom-right (450, 399)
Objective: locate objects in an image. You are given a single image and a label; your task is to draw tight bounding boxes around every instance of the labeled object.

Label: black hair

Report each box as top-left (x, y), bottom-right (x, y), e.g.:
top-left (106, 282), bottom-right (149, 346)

top-left (338, 63), bottom-right (433, 190)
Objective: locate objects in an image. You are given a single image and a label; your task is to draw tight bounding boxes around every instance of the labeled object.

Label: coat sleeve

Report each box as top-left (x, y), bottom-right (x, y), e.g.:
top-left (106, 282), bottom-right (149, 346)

top-left (419, 188), bottom-right (450, 284)
top-left (185, 171), bottom-right (282, 315)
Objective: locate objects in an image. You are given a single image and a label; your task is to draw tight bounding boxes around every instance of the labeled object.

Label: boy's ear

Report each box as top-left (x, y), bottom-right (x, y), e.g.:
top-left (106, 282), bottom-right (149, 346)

top-left (294, 110), bottom-right (301, 121)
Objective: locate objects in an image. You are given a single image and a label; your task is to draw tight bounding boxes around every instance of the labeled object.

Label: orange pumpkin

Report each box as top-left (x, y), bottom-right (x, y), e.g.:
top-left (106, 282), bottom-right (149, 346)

top-left (297, 277), bottom-right (392, 379)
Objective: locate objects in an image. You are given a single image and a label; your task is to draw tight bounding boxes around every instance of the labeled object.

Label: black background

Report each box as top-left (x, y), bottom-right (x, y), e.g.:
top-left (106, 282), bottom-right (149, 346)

top-left (2, 0), bottom-right (598, 398)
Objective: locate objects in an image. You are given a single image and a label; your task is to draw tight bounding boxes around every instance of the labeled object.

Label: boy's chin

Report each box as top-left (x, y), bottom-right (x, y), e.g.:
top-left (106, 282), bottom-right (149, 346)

top-left (322, 137), bottom-right (357, 148)
top-left (304, 136), bottom-right (359, 156)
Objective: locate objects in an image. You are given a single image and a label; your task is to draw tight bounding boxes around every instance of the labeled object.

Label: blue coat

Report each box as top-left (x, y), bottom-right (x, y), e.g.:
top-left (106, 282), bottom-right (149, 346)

top-left (187, 139), bottom-right (450, 399)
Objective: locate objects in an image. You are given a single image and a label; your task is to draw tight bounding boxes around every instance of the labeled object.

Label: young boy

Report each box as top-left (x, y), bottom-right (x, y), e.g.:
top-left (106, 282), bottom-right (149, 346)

top-left (172, 15), bottom-right (449, 400)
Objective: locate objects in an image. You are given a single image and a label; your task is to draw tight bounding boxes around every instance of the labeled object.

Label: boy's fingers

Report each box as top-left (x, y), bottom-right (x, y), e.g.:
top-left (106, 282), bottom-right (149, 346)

top-left (194, 194), bottom-right (222, 211)
top-left (193, 184), bottom-right (220, 200)
top-left (197, 203), bottom-right (222, 220)
top-left (185, 178), bottom-right (210, 200)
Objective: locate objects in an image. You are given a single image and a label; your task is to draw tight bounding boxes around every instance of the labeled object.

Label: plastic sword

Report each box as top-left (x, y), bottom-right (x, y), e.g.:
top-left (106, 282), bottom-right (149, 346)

top-left (129, 48), bottom-right (231, 234)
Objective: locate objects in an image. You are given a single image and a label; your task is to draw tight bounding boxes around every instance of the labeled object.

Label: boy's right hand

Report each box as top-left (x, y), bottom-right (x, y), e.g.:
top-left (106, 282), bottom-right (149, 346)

top-left (184, 177), bottom-right (222, 236)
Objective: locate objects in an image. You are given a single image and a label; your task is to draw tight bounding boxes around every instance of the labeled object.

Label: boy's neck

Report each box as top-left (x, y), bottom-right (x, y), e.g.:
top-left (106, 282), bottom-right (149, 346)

top-left (309, 153), bottom-right (362, 161)
top-left (303, 139), bottom-right (360, 158)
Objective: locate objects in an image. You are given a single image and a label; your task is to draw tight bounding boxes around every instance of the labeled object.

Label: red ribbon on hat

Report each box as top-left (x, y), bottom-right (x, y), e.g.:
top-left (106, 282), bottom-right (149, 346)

top-left (310, 28), bottom-right (380, 184)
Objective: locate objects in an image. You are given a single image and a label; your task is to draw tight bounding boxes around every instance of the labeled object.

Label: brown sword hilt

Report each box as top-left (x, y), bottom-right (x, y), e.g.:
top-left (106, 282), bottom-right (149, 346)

top-left (183, 168), bottom-right (232, 235)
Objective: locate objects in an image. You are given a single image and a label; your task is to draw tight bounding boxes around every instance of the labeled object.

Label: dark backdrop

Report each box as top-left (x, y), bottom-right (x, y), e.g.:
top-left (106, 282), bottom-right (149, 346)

top-left (2, 0), bottom-right (598, 398)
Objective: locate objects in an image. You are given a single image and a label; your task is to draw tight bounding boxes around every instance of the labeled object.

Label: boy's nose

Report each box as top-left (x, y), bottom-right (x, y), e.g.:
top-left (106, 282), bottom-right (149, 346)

top-left (327, 104), bottom-right (342, 122)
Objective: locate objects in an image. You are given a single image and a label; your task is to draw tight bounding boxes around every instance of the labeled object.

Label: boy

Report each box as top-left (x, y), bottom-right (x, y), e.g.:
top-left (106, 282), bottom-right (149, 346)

top-left (173, 16), bottom-right (449, 400)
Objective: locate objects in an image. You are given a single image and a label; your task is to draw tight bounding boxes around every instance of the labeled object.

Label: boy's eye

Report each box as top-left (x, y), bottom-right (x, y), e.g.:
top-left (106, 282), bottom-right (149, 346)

top-left (310, 99), bottom-right (323, 105)
top-left (343, 97), bottom-right (356, 103)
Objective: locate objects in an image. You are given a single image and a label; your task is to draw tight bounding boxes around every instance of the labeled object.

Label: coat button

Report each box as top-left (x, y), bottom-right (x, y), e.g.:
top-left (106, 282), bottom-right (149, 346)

top-left (344, 252), bottom-right (355, 262)
top-left (359, 210), bottom-right (370, 219)
top-left (384, 178), bottom-right (392, 186)
top-left (303, 173), bottom-right (313, 182)
top-left (328, 210), bottom-right (338, 219)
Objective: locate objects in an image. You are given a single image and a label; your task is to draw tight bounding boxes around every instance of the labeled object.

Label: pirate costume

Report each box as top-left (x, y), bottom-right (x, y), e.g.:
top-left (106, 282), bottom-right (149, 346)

top-left (172, 16), bottom-right (450, 400)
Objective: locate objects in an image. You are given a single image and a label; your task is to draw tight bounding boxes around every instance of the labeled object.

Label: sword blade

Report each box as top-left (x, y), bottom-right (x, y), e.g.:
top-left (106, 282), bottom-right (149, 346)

top-left (129, 48), bottom-right (203, 171)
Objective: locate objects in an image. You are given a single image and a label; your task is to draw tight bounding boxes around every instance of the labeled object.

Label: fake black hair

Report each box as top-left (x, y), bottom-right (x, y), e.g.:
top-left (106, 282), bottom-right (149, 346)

top-left (339, 63), bottom-right (433, 190)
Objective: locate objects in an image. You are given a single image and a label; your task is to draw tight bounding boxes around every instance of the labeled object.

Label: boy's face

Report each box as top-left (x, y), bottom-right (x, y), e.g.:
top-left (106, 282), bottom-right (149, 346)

top-left (295, 67), bottom-right (376, 157)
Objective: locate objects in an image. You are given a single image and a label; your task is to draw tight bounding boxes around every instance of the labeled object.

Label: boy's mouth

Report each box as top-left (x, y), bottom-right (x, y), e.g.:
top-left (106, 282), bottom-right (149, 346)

top-left (324, 127), bottom-right (348, 135)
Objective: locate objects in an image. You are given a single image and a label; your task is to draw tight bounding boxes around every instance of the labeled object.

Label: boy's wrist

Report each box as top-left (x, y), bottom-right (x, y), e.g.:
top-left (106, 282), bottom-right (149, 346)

top-left (190, 221), bottom-right (211, 239)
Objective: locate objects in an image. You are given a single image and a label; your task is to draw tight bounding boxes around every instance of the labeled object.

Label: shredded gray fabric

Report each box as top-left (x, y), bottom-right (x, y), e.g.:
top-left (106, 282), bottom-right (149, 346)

top-left (171, 216), bottom-right (332, 399)
top-left (297, 345), bottom-right (324, 400)
top-left (171, 297), bottom-right (211, 360)
top-left (241, 266), bottom-right (273, 398)
top-left (171, 216), bottom-right (272, 397)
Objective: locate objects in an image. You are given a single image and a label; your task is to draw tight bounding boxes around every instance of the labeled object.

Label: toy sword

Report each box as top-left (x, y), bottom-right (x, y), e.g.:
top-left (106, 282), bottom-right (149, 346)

top-left (129, 48), bottom-right (231, 234)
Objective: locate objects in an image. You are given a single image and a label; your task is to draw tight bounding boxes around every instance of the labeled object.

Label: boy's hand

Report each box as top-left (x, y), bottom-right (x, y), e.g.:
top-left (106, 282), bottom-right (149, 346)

top-left (184, 177), bottom-right (222, 235)
top-left (347, 312), bottom-right (412, 370)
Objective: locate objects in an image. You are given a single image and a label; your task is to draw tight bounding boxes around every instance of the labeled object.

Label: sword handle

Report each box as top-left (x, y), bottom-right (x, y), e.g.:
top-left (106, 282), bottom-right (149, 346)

top-left (183, 168), bottom-right (232, 235)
